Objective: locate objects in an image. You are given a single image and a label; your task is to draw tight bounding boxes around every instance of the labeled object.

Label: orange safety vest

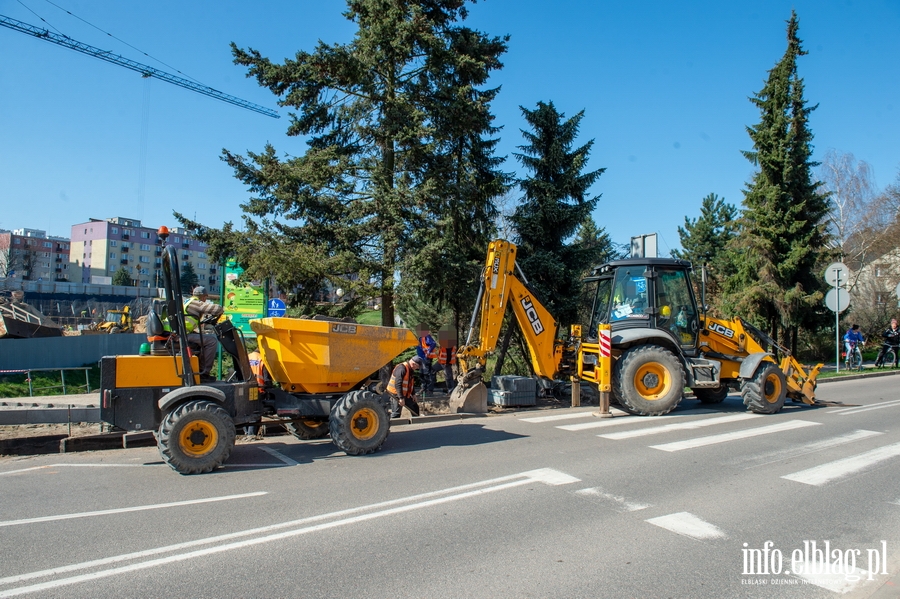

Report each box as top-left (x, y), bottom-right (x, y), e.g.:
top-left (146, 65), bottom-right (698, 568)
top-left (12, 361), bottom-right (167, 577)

top-left (420, 336), bottom-right (438, 359)
top-left (386, 363), bottom-right (414, 398)
top-left (438, 346), bottom-right (457, 365)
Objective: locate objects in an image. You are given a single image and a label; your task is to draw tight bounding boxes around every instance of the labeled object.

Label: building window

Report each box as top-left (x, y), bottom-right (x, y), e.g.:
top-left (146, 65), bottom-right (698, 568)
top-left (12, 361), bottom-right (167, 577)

top-left (139, 256), bottom-right (149, 263)
top-left (198, 262), bottom-right (206, 270)
top-left (110, 252), bottom-right (116, 259)
top-left (141, 231), bottom-right (150, 239)
top-left (43, 241), bottom-right (52, 248)
top-left (111, 227), bottom-right (118, 234)
top-left (14, 238), bottom-right (20, 244)
top-left (140, 244), bottom-right (150, 251)
top-left (110, 240), bottom-right (117, 247)
top-left (173, 236), bottom-right (181, 243)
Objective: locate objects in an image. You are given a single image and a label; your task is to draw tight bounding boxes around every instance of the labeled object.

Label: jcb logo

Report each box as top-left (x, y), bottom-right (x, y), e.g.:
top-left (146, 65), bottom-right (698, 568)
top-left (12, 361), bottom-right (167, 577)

top-left (492, 256), bottom-right (501, 274)
top-left (709, 322), bottom-right (734, 339)
top-left (521, 296), bottom-right (544, 335)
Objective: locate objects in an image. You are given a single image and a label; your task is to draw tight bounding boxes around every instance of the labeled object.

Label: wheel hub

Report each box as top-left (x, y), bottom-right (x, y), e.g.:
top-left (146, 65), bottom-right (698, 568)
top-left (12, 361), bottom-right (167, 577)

top-left (642, 373), bottom-right (660, 388)
top-left (180, 420), bottom-right (218, 456)
top-left (351, 407), bottom-right (378, 440)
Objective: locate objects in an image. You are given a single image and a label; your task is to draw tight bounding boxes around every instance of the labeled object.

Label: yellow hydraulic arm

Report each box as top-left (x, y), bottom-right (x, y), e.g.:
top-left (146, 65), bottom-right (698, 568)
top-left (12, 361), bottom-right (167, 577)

top-left (459, 240), bottom-right (562, 379)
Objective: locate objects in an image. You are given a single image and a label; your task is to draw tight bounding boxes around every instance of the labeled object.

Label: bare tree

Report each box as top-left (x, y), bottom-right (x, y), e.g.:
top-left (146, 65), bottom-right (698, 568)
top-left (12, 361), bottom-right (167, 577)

top-left (820, 151), bottom-right (899, 284)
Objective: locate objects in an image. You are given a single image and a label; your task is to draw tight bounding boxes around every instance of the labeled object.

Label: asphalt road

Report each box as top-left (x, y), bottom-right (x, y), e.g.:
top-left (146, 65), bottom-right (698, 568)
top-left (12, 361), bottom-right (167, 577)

top-left (1, 377), bottom-right (899, 599)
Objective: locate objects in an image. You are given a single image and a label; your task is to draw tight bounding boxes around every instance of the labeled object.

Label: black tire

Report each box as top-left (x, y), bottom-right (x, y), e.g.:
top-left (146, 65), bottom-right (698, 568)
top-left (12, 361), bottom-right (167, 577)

top-left (742, 363), bottom-right (787, 414)
top-left (847, 349), bottom-right (863, 371)
top-left (877, 348), bottom-right (896, 369)
top-left (613, 345), bottom-right (684, 416)
top-left (286, 419), bottom-right (330, 440)
top-left (329, 390), bottom-right (390, 456)
top-left (157, 399), bottom-right (235, 474)
top-left (694, 385), bottom-right (728, 404)
top-left (109, 326), bottom-right (121, 334)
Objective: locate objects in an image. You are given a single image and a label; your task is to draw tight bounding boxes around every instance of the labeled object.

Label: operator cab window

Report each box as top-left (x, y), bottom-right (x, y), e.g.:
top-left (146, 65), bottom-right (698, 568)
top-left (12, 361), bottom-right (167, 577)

top-left (656, 268), bottom-right (697, 349)
top-left (610, 269), bottom-right (649, 321)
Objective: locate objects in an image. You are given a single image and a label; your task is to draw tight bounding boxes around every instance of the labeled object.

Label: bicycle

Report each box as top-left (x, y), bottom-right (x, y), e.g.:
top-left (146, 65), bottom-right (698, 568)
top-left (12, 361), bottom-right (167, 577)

top-left (845, 341), bottom-right (864, 371)
top-left (874, 343), bottom-right (899, 368)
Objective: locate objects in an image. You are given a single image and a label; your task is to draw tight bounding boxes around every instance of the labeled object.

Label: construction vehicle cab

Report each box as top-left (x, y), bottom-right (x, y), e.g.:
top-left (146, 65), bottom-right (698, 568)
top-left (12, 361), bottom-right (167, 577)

top-left (95, 306), bottom-right (132, 333)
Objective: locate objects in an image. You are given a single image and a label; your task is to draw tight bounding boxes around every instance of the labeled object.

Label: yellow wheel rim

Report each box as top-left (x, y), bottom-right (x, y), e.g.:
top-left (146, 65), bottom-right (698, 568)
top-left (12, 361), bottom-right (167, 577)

top-left (350, 407), bottom-right (379, 441)
top-left (302, 419), bottom-right (325, 430)
top-left (634, 362), bottom-right (671, 401)
top-left (763, 372), bottom-right (783, 403)
top-left (179, 420), bottom-right (218, 457)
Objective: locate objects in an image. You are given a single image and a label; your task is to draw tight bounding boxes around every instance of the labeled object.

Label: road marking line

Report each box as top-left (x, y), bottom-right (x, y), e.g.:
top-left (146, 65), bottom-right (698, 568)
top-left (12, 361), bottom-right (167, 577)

top-left (599, 413), bottom-right (761, 440)
top-left (830, 398), bottom-right (900, 416)
top-left (791, 559), bottom-right (872, 594)
top-left (826, 399), bottom-right (900, 414)
top-left (520, 411), bottom-right (597, 423)
top-left (732, 430), bottom-right (884, 468)
top-left (645, 512), bottom-right (726, 540)
top-left (0, 468), bottom-right (579, 594)
top-left (0, 492), bottom-right (267, 528)
top-left (256, 446), bottom-right (299, 466)
top-left (575, 487), bottom-right (650, 512)
top-left (781, 441), bottom-right (900, 486)
top-left (649, 420), bottom-right (820, 452)
top-left (557, 409), bottom-right (716, 431)
top-left (0, 464), bottom-right (153, 477)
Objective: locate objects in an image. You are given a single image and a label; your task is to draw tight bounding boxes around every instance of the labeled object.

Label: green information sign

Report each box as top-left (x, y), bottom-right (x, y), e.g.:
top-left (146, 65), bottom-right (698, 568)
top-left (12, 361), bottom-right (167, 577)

top-left (221, 259), bottom-right (267, 336)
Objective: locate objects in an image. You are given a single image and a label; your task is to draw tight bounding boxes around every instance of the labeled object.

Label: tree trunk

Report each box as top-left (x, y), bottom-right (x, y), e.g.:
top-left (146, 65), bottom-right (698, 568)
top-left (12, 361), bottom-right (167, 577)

top-left (492, 320), bottom-right (515, 378)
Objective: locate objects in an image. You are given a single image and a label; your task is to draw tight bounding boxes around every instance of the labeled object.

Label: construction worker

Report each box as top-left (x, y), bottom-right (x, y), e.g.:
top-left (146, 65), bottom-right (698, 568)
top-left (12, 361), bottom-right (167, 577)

top-left (184, 286), bottom-right (224, 380)
top-left (437, 326), bottom-right (458, 392)
top-left (416, 324), bottom-right (438, 393)
top-left (387, 356), bottom-right (423, 418)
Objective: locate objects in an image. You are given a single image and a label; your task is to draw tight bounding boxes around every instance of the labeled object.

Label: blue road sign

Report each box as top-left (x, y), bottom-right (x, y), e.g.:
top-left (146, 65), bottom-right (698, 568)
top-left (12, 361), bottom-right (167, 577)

top-left (267, 298), bottom-right (287, 317)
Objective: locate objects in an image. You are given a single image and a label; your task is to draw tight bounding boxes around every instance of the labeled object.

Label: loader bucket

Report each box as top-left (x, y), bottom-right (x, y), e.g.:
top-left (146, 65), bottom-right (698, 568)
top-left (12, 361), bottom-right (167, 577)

top-left (800, 362), bottom-right (824, 404)
top-left (448, 368), bottom-right (488, 413)
top-left (251, 318), bottom-right (417, 394)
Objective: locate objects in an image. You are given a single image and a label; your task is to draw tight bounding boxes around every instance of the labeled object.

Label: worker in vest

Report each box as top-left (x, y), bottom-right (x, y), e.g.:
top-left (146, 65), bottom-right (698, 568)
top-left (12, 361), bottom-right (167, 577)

top-left (387, 356), bottom-right (423, 418)
top-left (416, 324), bottom-right (438, 393)
top-left (437, 326), bottom-right (458, 393)
top-left (184, 286), bottom-right (224, 380)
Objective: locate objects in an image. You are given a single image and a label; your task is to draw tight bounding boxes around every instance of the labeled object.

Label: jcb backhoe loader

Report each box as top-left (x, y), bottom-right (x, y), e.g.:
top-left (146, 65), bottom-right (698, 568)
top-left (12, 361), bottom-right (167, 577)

top-left (454, 239), bottom-right (822, 416)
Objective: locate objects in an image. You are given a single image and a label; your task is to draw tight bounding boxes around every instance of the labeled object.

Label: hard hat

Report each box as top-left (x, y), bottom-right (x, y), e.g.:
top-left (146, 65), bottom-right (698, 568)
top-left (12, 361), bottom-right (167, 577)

top-left (139, 342), bottom-right (151, 356)
top-left (661, 305), bottom-right (671, 317)
top-left (410, 356), bottom-right (425, 367)
top-left (192, 286), bottom-right (207, 296)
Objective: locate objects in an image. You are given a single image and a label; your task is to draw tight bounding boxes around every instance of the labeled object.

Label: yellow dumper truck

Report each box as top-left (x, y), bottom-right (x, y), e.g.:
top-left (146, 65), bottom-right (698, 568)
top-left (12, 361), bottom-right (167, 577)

top-left (100, 236), bottom-right (416, 474)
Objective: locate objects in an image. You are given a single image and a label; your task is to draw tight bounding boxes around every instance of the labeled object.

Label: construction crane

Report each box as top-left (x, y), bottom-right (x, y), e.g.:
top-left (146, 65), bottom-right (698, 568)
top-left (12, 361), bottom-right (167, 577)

top-left (0, 13), bottom-right (279, 119)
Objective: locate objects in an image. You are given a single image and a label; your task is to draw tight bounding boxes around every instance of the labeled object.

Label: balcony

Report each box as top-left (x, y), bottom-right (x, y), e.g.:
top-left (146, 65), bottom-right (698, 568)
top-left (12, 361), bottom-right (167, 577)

top-left (120, 258), bottom-right (129, 264)
top-left (155, 238), bottom-right (163, 245)
top-left (122, 234), bottom-right (130, 240)
top-left (182, 242), bottom-right (190, 248)
top-left (121, 247), bottom-right (129, 253)
top-left (55, 267), bottom-right (62, 272)
top-left (55, 257), bottom-right (62, 262)
top-left (155, 249), bottom-right (162, 256)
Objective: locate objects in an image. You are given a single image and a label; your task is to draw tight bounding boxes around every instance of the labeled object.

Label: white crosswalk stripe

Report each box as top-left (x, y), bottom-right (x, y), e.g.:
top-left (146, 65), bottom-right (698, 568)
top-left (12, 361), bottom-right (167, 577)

top-left (645, 512), bottom-right (726, 540)
top-left (828, 398), bottom-right (900, 416)
top-left (556, 409), bottom-right (715, 431)
top-left (649, 420), bottom-right (821, 452)
top-left (598, 413), bottom-right (761, 440)
top-left (781, 441), bottom-right (900, 486)
top-left (728, 429), bottom-right (884, 468)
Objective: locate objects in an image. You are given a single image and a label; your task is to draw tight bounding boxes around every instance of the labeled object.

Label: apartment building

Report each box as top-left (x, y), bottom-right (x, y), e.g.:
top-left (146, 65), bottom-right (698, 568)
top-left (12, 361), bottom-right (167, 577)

top-left (0, 228), bottom-right (71, 281)
top-left (69, 217), bottom-right (218, 289)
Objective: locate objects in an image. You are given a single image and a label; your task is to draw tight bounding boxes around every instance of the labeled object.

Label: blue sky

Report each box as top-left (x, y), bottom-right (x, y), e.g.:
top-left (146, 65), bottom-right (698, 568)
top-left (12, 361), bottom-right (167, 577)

top-left (1, 0), bottom-right (898, 256)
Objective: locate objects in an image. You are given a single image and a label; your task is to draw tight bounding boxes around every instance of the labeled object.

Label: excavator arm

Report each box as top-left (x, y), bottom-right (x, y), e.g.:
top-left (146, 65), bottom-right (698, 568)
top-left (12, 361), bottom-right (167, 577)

top-left (459, 240), bottom-right (562, 379)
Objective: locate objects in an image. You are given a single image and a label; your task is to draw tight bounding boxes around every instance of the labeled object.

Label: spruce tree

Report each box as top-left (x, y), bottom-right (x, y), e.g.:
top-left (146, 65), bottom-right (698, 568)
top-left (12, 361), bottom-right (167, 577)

top-left (509, 101), bottom-right (604, 327)
top-left (672, 193), bottom-right (737, 307)
top-left (177, 0), bottom-right (507, 326)
top-left (725, 11), bottom-right (829, 350)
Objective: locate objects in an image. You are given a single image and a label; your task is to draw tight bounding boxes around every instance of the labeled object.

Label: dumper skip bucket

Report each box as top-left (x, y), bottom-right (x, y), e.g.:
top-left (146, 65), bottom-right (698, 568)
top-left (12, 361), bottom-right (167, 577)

top-left (251, 318), bottom-right (417, 394)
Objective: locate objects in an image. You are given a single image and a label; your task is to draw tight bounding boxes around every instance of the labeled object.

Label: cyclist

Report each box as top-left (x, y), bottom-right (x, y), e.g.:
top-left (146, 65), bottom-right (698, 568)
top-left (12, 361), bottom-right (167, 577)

top-left (874, 318), bottom-right (900, 367)
top-left (844, 324), bottom-right (865, 367)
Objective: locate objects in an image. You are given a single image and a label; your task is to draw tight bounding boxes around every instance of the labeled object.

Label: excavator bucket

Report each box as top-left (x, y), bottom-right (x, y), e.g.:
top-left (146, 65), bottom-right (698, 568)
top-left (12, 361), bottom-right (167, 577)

top-left (448, 368), bottom-right (488, 413)
top-left (800, 362), bottom-right (823, 404)
top-left (782, 358), bottom-right (823, 405)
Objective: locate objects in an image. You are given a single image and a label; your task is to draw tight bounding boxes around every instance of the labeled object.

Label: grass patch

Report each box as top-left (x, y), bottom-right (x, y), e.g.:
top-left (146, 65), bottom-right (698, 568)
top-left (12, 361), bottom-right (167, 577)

top-left (356, 310), bottom-right (384, 326)
top-left (0, 365), bottom-right (101, 399)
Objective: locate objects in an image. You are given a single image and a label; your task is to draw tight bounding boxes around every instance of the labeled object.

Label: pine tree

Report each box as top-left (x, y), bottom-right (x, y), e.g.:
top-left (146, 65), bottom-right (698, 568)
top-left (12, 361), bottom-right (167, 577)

top-left (112, 267), bottom-right (131, 287)
top-left (509, 101), bottom-right (604, 327)
top-left (672, 193), bottom-right (737, 307)
top-left (724, 11), bottom-right (829, 350)
top-left (177, 0), bottom-right (507, 327)
top-left (179, 262), bottom-right (199, 294)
